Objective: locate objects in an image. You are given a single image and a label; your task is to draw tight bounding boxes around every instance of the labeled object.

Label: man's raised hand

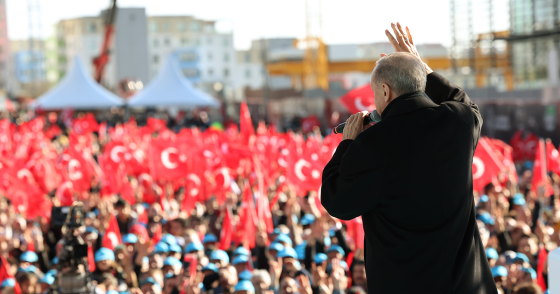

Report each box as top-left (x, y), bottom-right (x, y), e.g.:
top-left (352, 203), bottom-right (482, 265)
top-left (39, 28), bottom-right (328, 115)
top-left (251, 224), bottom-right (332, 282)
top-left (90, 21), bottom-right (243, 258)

top-left (383, 22), bottom-right (433, 74)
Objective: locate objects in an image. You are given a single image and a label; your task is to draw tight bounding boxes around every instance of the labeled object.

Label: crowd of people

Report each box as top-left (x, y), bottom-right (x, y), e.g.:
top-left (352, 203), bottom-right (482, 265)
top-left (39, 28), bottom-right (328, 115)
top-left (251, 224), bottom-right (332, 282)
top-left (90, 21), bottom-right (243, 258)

top-left (0, 107), bottom-right (557, 294)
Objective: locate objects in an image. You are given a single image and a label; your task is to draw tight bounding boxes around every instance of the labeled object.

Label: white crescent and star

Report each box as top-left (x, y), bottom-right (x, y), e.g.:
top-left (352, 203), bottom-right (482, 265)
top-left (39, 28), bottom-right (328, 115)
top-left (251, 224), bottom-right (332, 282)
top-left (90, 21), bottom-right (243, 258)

top-left (472, 156), bottom-right (485, 180)
top-left (68, 159), bottom-right (83, 181)
top-left (354, 96), bottom-right (375, 112)
top-left (295, 159), bottom-right (312, 181)
top-left (161, 147), bottom-right (179, 169)
top-left (110, 146), bottom-right (127, 163)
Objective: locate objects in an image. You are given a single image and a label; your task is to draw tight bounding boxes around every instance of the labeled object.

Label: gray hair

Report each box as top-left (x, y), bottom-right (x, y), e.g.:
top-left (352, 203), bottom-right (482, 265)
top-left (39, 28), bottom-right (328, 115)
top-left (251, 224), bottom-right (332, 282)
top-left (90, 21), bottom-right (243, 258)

top-left (372, 52), bottom-right (427, 96)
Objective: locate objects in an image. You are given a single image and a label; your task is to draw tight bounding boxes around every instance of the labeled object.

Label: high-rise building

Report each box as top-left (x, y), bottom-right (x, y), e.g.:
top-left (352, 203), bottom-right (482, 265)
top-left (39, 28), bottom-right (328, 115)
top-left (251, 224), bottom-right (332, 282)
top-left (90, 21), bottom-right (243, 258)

top-left (0, 0), bottom-right (10, 90)
top-left (10, 39), bottom-right (46, 84)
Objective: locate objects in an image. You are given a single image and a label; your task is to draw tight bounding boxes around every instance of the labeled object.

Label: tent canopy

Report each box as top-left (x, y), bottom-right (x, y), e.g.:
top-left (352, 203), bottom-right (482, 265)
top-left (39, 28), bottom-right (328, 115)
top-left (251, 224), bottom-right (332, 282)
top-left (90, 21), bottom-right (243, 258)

top-left (127, 56), bottom-right (220, 108)
top-left (32, 56), bottom-right (124, 110)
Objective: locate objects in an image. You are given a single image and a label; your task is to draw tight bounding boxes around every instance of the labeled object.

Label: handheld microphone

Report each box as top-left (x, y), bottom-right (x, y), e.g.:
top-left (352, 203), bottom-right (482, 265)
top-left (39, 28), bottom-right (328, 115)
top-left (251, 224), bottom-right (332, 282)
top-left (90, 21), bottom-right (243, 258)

top-left (333, 111), bottom-right (382, 134)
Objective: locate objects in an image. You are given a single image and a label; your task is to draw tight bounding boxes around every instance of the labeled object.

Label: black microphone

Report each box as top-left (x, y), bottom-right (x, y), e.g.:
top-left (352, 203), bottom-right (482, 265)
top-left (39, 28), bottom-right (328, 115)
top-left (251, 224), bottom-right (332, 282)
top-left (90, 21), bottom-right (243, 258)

top-left (333, 111), bottom-right (382, 134)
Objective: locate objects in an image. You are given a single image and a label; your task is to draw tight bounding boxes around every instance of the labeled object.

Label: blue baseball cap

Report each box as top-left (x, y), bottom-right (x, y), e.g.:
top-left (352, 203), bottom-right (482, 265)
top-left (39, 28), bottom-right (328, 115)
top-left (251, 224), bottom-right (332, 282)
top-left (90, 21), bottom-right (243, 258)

top-left (327, 245), bottom-right (345, 257)
top-left (123, 234), bottom-right (138, 244)
top-left (153, 242), bottom-right (170, 254)
top-left (161, 234), bottom-right (177, 246)
top-left (140, 277), bottom-right (162, 291)
top-left (295, 243), bottom-right (306, 260)
top-left (163, 257), bottom-right (182, 267)
top-left (20, 251), bottom-right (39, 263)
top-left (326, 260), bottom-right (348, 274)
top-left (46, 269), bottom-right (57, 277)
top-left (520, 267), bottom-right (536, 279)
top-left (232, 255), bottom-right (249, 265)
top-left (169, 244), bottom-right (182, 253)
top-left (514, 253), bottom-right (530, 264)
top-left (479, 195), bottom-right (489, 203)
top-left (233, 247), bottom-right (250, 256)
top-left (238, 270), bottom-right (253, 281)
top-left (107, 291), bottom-right (119, 294)
top-left (300, 214), bottom-right (315, 226)
top-left (234, 280), bottom-right (255, 293)
top-left (1, 279), bottom-right (15, 288)
top-left (202, 263), bottom-right (219, 273)
top-left (210, 250), bottom-right (230, 263)
top-left (485, 248), bottom-right (499, 260)
top-left (278, 247), bottom-right (298, 259)
top-left (199, 283), bottom-right (206, 292)
top-left (477, 212), bottom-right (495, 226)
top-left (491, 266), bottom-right (508, 277)
top-left (272, 228), bottom-right (282, 236)
top-left (276, 234), bottom-right (292, 246)
top-left (95, 248), bottom-right (115, 262)
top-left (39, 275), bottom-right (55, 285)
top-left (185, 242), bottom-right (204, 253)
top-left (268, 242), bottom-right (284, 253)
top-left (513, 193), bottom-right (526, 206)
top-left (164, 273), bottom-right (176, 282)
top-left (203, 234), bottom-right (218, 244)
top-left (85, 227), bottom-right (99, 235)
top-left (314, 253), bottom-right (328, 264)
top-left (50, 257), bottom-right (59, 265)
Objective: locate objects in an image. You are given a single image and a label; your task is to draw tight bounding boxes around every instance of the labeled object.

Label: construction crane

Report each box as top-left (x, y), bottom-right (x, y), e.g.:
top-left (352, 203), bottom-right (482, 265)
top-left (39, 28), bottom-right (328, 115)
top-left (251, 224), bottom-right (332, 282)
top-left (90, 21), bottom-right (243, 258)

top-left (93, 0), bottom-right (118, 83)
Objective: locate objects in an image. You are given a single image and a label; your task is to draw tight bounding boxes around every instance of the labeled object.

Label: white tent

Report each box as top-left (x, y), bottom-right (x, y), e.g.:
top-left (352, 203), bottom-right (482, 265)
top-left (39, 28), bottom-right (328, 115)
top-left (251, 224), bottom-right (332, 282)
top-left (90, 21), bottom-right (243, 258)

top-left (32, 56), bottom-right (124, 110)
top-left (127, 56), bottom-right (220, 108)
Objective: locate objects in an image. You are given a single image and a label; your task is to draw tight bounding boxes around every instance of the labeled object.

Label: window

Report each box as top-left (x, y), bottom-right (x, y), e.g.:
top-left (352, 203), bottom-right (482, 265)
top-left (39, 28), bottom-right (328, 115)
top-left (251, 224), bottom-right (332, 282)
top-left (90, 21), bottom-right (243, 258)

top-left (164, 38), bottom-right (170, 47)
top-left (181, 38), bottom-right (188, 46)
top-left (178, 22), bottom-right (186, 32)
top-left (89, 23), bottom-right (97, 33)
top-left (224, 53), bottom-right (229, 62)
top-left (224, 68), bottom-right (229, 77)
top-left (90, 40), bottom-right (97, 50)
top-left (162, 22), bottom-right (170, 32)
top-left (208, 68), bottom-right (213, 76)
top-left (244, 53), bottom-right (250, 62)
top-left (182, 68), bottom-right (198, 77)
top-left (150, 22), bottom-right (158, 33)
top-left (208, 52), bottom-right (213, 61)
top-left (245, 69), bottom-right (251, 78)
top-left (195, 38), bottom-right (200, 46)
top-left (179, 53), bottom-right (197, 62)
top-left (223, 38), bottom-right (229, 47)
top-left (190, 21), bottom-right (200, 32)
top-left (153, 39), bottom-right (159, 48)
top-left (207, 37), bottom-right (212, 45)
top-left (153, 55), bottom-right (159, 64)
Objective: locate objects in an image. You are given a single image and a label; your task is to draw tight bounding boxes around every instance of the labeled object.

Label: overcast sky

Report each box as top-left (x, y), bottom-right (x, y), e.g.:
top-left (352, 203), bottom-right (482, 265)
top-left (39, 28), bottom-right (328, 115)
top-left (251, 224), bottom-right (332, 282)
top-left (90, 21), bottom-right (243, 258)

top-left (7, 0), bottom-right (451, 50)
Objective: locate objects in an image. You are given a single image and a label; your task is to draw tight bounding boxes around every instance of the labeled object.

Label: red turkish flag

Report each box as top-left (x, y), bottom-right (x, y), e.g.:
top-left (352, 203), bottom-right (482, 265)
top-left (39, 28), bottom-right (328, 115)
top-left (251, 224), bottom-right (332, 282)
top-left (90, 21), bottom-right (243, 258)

top-left (339, 84), bottom-right (376, 114)
top-left (219, 205), bottom-right (234, 250)
top-left (510, 130), bottom-right (539, 162)
top-left (102, 214), bottom-right (122, 250)
top-left (536, 246), bottom-right (547, 291)
top-left (0, 256), bottom-right (21, 294)
top-left (88, 245), bottom-right (96, 273)
top-left (487, 138), bottom-right (518, 183)
top-left (56, 181), bottom-right (75, 206)
top-left (72, 113), bottom-right (99, 135)
top-left (147, 117), bottom-right (167, 132)
top-left (531, 139), bottom-right (553, 195)
top-left (235, 182), bottom-right (256, 248)
top-left (545, 139), bottom-right (560, 175)
top-left (148, 139), bottom-right (191, 180)
top-left (240, 102), bottom-right (255, 137)
top-left (472, 137), bottom-right (504, 192)
top-left (212, 167), bottom-right (232, 206)
top-left (301, 115), bottom-right (321, 133)
top-left (285, 147), bottom-right (323, 193)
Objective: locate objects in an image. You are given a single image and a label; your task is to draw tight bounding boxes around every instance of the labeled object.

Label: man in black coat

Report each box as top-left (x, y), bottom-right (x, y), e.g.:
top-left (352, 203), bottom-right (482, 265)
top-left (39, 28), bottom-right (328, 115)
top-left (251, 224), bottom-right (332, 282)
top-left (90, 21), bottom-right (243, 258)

top-left (321, 23), bottom-right (497, 293)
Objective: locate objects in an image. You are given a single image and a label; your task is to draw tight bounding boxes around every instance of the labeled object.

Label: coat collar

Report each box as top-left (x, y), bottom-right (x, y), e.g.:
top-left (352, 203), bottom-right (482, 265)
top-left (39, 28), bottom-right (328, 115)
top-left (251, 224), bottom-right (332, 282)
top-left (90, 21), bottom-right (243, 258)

top-left (380, 92), bottom-right (437, 120)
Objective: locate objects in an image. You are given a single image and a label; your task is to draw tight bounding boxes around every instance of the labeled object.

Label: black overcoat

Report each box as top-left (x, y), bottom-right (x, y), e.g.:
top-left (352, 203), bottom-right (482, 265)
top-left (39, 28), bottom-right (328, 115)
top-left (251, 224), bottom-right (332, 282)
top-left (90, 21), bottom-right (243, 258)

top-left (321, 72), bottom-right (497, 293)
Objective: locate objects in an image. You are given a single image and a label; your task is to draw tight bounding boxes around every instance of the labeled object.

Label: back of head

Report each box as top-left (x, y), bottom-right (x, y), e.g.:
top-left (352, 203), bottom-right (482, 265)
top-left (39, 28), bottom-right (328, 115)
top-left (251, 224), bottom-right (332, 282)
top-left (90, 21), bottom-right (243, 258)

top-left (512, 283), bottom-right (543, 294)
top-left (372, 52), bottom-right (427, 96)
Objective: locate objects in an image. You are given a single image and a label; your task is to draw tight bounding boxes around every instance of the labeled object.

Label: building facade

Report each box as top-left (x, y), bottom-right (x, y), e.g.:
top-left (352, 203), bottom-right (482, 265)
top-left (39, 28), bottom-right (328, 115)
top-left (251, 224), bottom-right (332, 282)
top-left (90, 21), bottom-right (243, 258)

top-left (0, 0), bottom-right (9, 90)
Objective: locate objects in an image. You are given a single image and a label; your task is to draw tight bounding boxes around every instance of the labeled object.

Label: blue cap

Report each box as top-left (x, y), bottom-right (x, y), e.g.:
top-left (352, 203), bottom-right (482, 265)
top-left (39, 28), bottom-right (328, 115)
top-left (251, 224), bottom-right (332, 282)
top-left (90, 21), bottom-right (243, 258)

top-left (272, 228), bottom-right (282, 235)
top-left (234, 280), bottom-right (255, 293)
top-left (1, 279), bottom-right (15, 288)
top-left (326, 260), bottom-right (348, 274)
top-left (51, 257), bottom-right (59, 265)
top-left (23, 265), bottom-right (37, 273)
top-left (278, 247), bottom-right (298, 259)
top-left (514, 253), bottom-right (530, 264)
top-left (520, 267), bottom-right (536, 279)
top-left (164, 273), bottom-right (176, 282)
top-left (95, 248), bottom-right (115, 262)
top-left (85, 227), bottom-right (99, 235)
top-left (544, 290), bottom-right (549, 294)
top-left (185, 242), bottom-right (204, 253)
top-left (20, 251), bottom-right (39, 263)
top-left (477, 212), bottom-right (495, 226)
top-left (524, 161), bottom-right (534, 170)
top-left (314, 253), bottom-right (328, 264)
top-left (327, 245), bottom-right (345, 257)
top-left (161, 234), bottom-right (177, 246)
top-left (39, 274), bottom-right (55, 285)
top-left (232, 255), bottom-right (249, 265)
top-left (295, 243), bottom-right (306, 260)
top-left (123, 234), bottom-right (138, 244)
top-left (46, 269), bottom-right (57, 277)
top-left (210, 250), bottom-right (230, 262)
top-left (169, 244), bottom-right (182, 253)
top-left (479, 195), bottom-right (489, 203)
top-left (268, 242), bottom-right (284, 252)
top-left (513, 193), bottom-right (526, 206)
top-left (163, 257), bottom-right (182, 267)
top-left (238, 270), bottom-right (253, 281)
top-left (142, 256), bottom-right (149, 264)
top-left (276, 234), bottom-right (292, 246)
top-left (140, 278), bottom-right (161, 291)
top-left (199, 283), bottom-right (206, 292)
top-left (153, 242), bottom-right (170, 254)
top-left (107, 291), bottom-right (119, 294)
top-left (202, 263), bottom-right (219, 273)
top-left (233, 247), bottom-right (250, 256)
top-left (300, 214), bottom-right (315, 226)
top-left (203, 234), bottom-right (218, 244)
top-left (485, 248), bottom-right (499, 260)
top-left (491, 266), bottom-right (508, 277)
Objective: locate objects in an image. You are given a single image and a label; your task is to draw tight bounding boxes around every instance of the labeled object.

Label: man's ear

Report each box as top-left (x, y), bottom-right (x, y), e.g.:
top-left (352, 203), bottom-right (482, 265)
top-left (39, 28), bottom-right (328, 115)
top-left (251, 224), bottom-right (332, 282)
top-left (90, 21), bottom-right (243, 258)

top-left (382, 83), bottom-right (391, 102)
